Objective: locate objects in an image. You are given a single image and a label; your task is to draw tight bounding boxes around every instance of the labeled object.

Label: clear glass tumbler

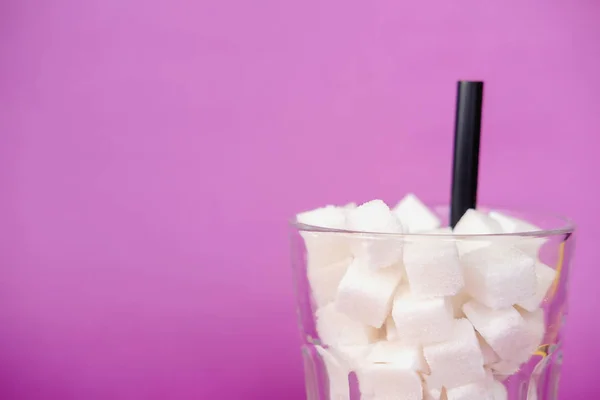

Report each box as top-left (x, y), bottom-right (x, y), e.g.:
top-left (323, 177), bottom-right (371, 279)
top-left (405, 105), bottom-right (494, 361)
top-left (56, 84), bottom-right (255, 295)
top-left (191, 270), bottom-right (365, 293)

top-left (289, 205), bottom-right (575, 400)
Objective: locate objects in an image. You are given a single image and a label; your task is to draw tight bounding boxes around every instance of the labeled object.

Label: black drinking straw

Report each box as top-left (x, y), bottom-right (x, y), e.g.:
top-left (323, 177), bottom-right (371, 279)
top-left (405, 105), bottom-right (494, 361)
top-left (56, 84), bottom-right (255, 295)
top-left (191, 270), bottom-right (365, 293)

top-left (450, 81), bottom-right (484, 228)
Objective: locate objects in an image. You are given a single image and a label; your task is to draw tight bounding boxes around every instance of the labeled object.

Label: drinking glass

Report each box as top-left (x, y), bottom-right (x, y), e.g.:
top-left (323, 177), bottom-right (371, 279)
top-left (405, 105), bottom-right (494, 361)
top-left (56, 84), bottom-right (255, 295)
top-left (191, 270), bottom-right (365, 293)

top-left (289, 205), bottom-right (575, 400)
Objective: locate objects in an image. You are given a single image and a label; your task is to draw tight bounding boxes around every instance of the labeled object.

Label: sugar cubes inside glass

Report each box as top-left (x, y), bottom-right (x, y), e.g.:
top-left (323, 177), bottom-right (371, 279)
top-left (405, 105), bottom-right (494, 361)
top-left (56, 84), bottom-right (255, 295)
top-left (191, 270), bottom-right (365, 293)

top-left (297, 194), bottom-right (555, 399)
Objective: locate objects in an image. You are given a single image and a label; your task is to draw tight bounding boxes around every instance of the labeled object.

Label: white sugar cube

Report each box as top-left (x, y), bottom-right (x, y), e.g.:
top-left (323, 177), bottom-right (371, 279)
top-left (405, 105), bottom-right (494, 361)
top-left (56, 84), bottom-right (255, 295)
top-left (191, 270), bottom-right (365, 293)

top-left (488, 211), bottom-right (541, 234)
top-left (453, 209), bottom-right (502, 235)
top-left (463, 301), bottom-right (545, 363)
top-left (463, 301), bottom-right (524, 361)
top-left (488, 210), bottom-right (546, 256)
top-left (347, 200), bottom-right (404, 270)
top-left (352, 235), bottom-right (404, 271)
top-left (453, 209), bottom-right (502, 255)
top-left (297, 205), bottom-right (347, 229)
top-left (298, 206), bottom-right (351, 270)
top-left (392, 288), bottom-right (455, 345)
top-left (315, 303), bottom-right (379, 347)
top-left (423, 319), bottom-right (486, 389)
top-left (462, 245), bottom-right (537, 309)
top-left (477, 334), bottom-right (499, 365)
top-left (308, 257), bottom-right (352, 307)
top-left (393, 193), bottom-right (441, 233)
top-left (365, 341), bottom-right (429, 373)
top-left (297, 207), bottom-right (347, 264)
top-left (403, 237), bottom-right (464, 297)
top-left (335, 258), bottom-right (403, 328)
top-left (315, 346), bottom-right (350, 400)
top-left (356, 363), bottom-right (423, 400)
top-left (347, 200), bottom-right (403, 233)
top-left (445, 370), bottom-right (494, 400)
top-left (446, 382), bottom-right (492, 400)
top-left (301, 230), bottom-right (351, 272)
top-left (329, 345), bottom-right (372, 371)
top-left (517, 262), bottom-right (557, 312)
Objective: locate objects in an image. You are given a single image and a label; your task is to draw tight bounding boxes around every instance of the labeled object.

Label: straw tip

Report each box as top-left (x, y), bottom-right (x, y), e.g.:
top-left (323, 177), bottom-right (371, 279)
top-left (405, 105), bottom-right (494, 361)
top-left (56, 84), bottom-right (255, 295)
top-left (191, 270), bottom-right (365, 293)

top-left (450, 80), bottom-right (485, 228)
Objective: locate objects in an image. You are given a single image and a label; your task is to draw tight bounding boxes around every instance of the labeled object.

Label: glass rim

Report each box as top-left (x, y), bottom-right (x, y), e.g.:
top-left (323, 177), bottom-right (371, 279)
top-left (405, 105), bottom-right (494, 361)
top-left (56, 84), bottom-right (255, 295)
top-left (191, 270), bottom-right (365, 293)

top-left (289, 204), bottom-right (576, 238)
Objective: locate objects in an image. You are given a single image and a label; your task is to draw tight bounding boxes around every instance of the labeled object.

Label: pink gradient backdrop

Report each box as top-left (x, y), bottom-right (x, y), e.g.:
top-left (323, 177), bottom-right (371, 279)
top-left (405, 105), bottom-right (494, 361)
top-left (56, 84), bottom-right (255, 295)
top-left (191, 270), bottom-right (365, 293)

top-left (1, 1), bottom-right (598, 399)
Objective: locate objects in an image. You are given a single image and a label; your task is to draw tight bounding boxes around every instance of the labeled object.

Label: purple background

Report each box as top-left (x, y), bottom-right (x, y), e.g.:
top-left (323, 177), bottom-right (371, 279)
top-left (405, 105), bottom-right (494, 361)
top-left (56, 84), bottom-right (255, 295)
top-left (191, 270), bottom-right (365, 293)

top-left (1, 1), bottom-right (599, 399)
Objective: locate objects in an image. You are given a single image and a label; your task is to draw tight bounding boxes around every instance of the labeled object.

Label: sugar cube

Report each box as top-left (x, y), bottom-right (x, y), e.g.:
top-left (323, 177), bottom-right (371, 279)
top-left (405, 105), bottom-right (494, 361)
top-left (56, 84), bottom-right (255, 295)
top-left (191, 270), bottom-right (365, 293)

top-left (403, 237), bottom-right (464, 297)
top-left (463, 301), bottom-right (524, 361)
top-left (297, 205), bottom-right (347, 230)
top-left (393, 193), bottom-right (441, 233)
top-left (328, 345), bottom-right (372, 371)
top-left (356, 363), bottom-right (423, 400)
top-left (296, 205), bottom-right (351, 271)
top-left (296, 206), bottom-right (350, 269)
top-left (301, 230), bottom-right (351, 272)
top-left (346, 200), bottom-right (403, 233)
top-left (423, 319), bottom-right (486, 389)
top-left (308, 257), bottom-right (352, 307)
top-left (462, 301), bottom-right (545, 363)
top-left (315, 303), bottom-right (379, 347)
top-left (392, 287), bottom-right (455, 345)
top-left (516, 262), bottom-right (557, 312)
top-left (336, 258), bottom-right (403, 328)
top-left (488, 210), bottom-right (547, 256)
top-left (364, 341), bottom-right (429, 373)
top-left (347, 200), bottom-right (404, 270)
top-left (488, 211), bottom-right (541, 234)
top-left (462, 245), bottom-right (537, 309)
top-left (352, 235), bottom-right (404, 271)
top-left (297, 205), bottom-right (351, 270)
top-left (446, 382), bottom-right (492, 400)
top-left (452, 209), bottom-right (502, 255)
top-left (445, 370), bottom-right (494, 400)
top-left (315, 346), bottom-right (350, 400)
top-left (452, 208), bottom-right (502, 235)
top-left (453, 209), bottom-right (502, 235)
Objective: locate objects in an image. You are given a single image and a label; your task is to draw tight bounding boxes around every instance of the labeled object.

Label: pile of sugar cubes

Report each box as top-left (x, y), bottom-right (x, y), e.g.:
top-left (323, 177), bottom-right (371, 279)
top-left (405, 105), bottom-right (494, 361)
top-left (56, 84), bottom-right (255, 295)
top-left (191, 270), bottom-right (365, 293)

top-left (297, 194), bottom-right (556, 400)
